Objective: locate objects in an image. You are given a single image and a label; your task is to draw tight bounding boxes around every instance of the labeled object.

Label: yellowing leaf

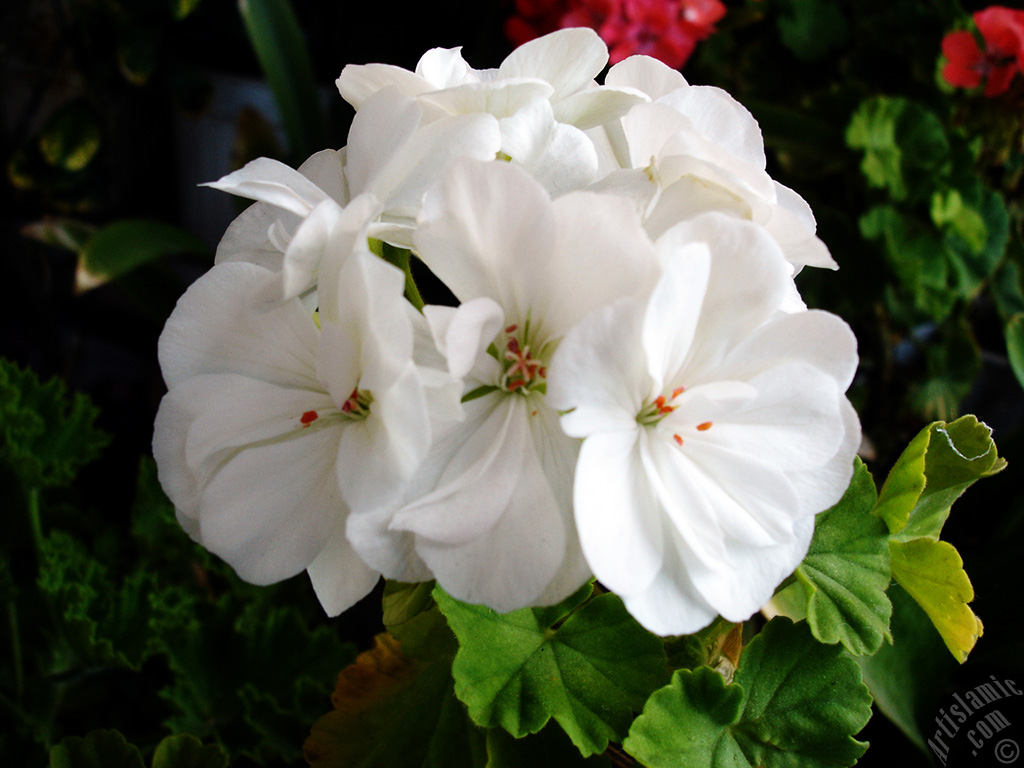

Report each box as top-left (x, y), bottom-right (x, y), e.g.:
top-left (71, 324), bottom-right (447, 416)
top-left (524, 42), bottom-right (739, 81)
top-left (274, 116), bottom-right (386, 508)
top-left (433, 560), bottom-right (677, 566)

top-left (889, 538), bottom-right (982, 663)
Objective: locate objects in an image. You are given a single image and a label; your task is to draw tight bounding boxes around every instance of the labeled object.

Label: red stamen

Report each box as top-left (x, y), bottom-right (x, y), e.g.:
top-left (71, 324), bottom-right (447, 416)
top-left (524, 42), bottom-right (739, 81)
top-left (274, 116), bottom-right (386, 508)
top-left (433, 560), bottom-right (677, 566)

top-left (697, 421), bottom-right (713, 431)
top-left (673, 434), bottom-right (683, 446)
top-left (507, 379), bottom-right (526, 392)
top-left (505, 324), bottom-right (518, 333)
top-left (507, 338), bottom-right (520, 353)
top-left (300, 410), bottom-right (318, 425)
top-left (672, 387), bottom-right (685, 399)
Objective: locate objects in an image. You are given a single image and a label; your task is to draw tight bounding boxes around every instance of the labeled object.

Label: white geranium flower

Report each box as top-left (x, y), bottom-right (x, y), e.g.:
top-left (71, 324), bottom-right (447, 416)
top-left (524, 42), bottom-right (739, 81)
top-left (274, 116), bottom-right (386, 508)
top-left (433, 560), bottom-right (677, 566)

top-left (546, 213), bottom-right (860, 636)
top-left (336, 29), bottom-right (646, 195)
top-left (153, 243), bottom-right (460, 615)
top-left (589, 55), bottom-right (836, 274)
top-left (205, 88), bottom-right (502, 295)
top-left (347, 159), bottom-right (660, 611)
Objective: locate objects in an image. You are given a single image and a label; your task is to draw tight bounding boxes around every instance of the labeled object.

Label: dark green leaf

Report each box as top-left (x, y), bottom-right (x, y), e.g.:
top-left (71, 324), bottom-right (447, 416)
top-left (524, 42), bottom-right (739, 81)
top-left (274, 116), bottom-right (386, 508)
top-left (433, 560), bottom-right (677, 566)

top-left (485, 723), bottom-right (612, 767)
top-left (858, 584), bottom-right (956, 750)
top-left (305, 634), bottom-right (487, 768)
top-left (151, 734), bottom-right (228, 768)
top-left (238, 0), bottom-right (325, 162)
top-left (0, 358), bottom-right (109, 488)
top-left (38, 103), bottom-right (101, 173)
top-left (49, 730), bottom-right (144, 768)
top-left (436, 583), bottom-right (669, 756)
top-left (1007, 313), bottom-right (1024, 390)
top-left (78, 220), bottom-right (208, 292)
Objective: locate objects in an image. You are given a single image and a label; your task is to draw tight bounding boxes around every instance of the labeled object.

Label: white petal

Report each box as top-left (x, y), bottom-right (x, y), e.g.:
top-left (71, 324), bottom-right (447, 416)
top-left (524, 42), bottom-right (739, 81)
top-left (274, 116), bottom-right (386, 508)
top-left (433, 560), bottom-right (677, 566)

top-left (424, 297), bottom-right (505, 380)
top-left (573, 430), bottom-right (665, 596)
top-left (498, 27), bottom-right (608, 103)
top-left (547, 296), bottom-right (649, 436)
top-left (204, 157), bottom-right (331, 217)
top-left (605, 55), bottom-right (688, 99)
top-left (415, 160), bottom-right (557, 313)
top-left (553, 86), bottom-right (647, 130)
top-left (336, 63), bottom-right (433, 108)
top-left (656, 85), bottom-right (766, 170)
top-left (641, 242), bottom-right (711, 393)
top-left (306, 515), bottom-right (380, 616)
top-left (420, 79), bottom-right (554, 117)
top-left (389, 397), bottom-right (521, 544)
top-left (158, 262), bottom-right (319, 389)
top-left (153, 387), bottom-right (202, 520)
top-left (764, 182), bottom-right (837, 270)
top-left (415, 46), bottom-right (474, 87)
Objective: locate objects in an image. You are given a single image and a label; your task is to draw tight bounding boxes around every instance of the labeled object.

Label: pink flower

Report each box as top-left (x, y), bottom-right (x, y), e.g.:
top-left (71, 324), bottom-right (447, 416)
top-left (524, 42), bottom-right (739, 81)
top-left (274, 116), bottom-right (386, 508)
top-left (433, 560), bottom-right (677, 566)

top-left (505, 0), bottom-right (725, 70)
top-left (941, 6), bottom-right (1024, 97)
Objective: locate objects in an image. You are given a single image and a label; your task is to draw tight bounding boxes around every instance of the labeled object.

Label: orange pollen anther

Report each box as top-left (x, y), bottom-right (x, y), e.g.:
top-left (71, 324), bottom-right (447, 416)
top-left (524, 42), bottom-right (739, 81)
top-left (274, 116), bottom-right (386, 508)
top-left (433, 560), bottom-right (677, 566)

top-left (300, 410), bottom-right (318, 425)
top-left (505, 324), bottom-right (518, 333)
top-left (673, 434), bottom-right (684, 446)
top-left (697, 421), bottom-right (713, 431)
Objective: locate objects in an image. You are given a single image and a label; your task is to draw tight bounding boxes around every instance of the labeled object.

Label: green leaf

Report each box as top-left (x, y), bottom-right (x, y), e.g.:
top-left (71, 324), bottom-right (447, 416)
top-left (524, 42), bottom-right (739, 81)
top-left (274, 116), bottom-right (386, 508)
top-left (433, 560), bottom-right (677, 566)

top-left (623, 618), bottom-right (871, 768)
top-left (77, 219), bottom-right (208, 292)
top-left (858, 584), bottom-right (956, 751)
top-left (931, 189), bottom-right (986, 255)
top-left (161, 598), bottom-right (356, 763)
top-left (151, 734), bottom-right (228, 768)
top-left (782, 460), bottom-right (892, 656)
top-left (0, 358), bottom-right (109, 488)
top-left (889, 538), bottom-right (982, 663)
top-left (38, 103), bottom-right (101, 173)
top-left (846, 97), bottom-right (949, 203)
top-left (1007, 313), bottom-right (1024, 390)
top-left (49, 729), bottom-right (144, 768)
top-left (875, 415), bottom-right (1005, 539)
top-left (238, 0), bottom-right (325, 162)
top-left (305, 633), bottom-right (487, 768)
top-left (435, 583), bottom-right (669, 756)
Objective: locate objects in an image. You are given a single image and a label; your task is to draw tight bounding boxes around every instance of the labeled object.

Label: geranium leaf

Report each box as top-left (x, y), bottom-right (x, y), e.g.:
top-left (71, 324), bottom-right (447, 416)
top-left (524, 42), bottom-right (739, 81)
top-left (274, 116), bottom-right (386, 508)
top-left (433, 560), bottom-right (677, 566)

top-left (150, 734), bottom-right (228, 768)
top-left (889, 538), bottom-right (982, 663)
top-left (623, 619), bottom-right (872, 768)
top-left (858, 584), bottom-right (956, 750)
top-left (49, 730), bottom-right (144, 768)
top-left (875, 415), bottom-right (1005, 539)
top-left (782, 460), bottom-right (892, 656)
top-left (304, 633), bottom-right (486, 768)
top-left (485, 723), bottom-right (613, 767)
top-left (435, 583), bottom-right (669, 756)
top-left (0, 358), bottom-right (109, 488)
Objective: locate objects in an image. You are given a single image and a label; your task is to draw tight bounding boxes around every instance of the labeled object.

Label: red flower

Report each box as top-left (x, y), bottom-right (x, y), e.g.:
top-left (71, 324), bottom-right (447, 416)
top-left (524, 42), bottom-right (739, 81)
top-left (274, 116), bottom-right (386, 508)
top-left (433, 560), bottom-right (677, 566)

top-left (505, 0), bottom-right (726, 70)
top-left (941, 5), bottom-right (1024, 97)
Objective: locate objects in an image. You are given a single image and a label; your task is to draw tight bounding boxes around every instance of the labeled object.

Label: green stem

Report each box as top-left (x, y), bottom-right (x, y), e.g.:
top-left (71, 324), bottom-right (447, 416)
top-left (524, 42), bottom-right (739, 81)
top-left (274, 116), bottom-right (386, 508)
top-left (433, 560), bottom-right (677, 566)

top-left (379, 243), bottom-right (425, 311)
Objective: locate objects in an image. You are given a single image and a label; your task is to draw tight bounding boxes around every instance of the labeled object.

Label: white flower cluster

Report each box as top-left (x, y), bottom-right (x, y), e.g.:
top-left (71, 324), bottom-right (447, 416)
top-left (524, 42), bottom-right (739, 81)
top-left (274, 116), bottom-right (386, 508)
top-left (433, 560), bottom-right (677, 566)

top-left (153, 28), bottom-right (860, 636)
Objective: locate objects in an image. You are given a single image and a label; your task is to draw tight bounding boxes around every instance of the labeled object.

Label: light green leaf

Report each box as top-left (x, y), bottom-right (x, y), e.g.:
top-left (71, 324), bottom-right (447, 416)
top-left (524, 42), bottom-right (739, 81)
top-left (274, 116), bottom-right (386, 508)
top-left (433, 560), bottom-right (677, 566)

top-left (77, 219), bottom-right (208, 293)
top-left (151, 734), bottom-right (228, 768)
top-left (784, 460), bottom-right (892, 656)
top-left (889, 538), bottom-right (982, 663)
top-left (846, 97), bottom-right (949, 202)
top-left (623, 618), bottom-right (871, 768)
top-left (238, 0), bottom-right (325, 162)
top-left (435, 583), bottom-right (669, 756)
top-left (931, 189), bottom-right (987, 255)
top-left (49, 730), bottom-right (144, 768)
top-left (875, 415), bottom-right (1005, 540)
